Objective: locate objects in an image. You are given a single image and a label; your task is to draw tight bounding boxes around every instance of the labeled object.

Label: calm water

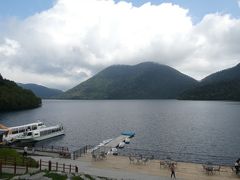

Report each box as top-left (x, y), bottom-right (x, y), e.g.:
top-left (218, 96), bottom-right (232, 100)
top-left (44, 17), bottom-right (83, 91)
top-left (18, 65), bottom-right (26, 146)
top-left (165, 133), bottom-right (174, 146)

top-left (0, 100), bottom-right (240, 165)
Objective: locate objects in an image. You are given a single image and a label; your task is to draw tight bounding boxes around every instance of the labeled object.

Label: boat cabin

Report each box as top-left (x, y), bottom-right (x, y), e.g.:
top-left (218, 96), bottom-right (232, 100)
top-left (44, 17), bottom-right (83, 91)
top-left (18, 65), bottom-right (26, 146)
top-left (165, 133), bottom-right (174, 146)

top-left (9, 122), bottom-right (45, 135)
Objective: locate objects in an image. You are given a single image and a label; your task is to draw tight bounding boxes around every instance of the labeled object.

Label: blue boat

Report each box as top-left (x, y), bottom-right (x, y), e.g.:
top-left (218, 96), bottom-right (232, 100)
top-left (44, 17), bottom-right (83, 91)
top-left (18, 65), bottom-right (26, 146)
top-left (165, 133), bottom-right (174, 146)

top-left (121, 131), bottom-right (135, 138)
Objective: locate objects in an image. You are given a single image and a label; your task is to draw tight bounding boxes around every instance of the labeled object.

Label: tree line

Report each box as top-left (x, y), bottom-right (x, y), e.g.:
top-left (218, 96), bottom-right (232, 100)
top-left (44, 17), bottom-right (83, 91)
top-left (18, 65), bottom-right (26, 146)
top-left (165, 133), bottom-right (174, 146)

top-left (0, 74), bottom-right (42, 111)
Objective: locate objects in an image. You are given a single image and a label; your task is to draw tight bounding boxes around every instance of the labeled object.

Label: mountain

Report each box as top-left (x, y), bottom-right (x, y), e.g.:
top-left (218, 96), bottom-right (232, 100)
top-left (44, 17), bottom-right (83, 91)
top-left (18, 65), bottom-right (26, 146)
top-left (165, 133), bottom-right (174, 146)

top-left (0, 75), bottom-right (42, 111)
top-left (59, 62), bottom-right (198, 99)
top-left (179, 63), bottom-right (240, 101)
top-left (201, 63), bottom-right (240, 84)
top-left (18, 83), bottom-right (63, 99)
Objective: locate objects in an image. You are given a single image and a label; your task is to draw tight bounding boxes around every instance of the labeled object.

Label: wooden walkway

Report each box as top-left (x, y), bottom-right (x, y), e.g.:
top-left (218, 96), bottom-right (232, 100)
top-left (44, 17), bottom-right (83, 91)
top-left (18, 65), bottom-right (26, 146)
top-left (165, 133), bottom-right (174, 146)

top-left (105, 135), bottom-right (129, 148)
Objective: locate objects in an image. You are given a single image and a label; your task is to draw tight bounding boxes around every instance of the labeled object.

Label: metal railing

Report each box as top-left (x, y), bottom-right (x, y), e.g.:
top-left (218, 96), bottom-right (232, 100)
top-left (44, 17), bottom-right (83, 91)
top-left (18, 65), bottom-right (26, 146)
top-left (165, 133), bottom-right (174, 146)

top-left (72, 145), bottom-right (93, 160)
top-left (39, 159), bottom-right (78, 173)
top-left (0, 156), bottom-right (37, 175)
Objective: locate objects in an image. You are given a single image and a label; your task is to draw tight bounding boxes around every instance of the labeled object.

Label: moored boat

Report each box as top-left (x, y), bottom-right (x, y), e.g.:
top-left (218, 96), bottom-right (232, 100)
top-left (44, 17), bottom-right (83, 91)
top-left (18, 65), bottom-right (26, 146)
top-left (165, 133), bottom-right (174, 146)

top-left (108, 147), bottom-right (118, 155)
top-left (118, 141), bottom-right (125, 148)
top-left (16, 124), bottom-right (64, 142)
top-left (124, 137), bottom-right (130, 144)
top-left (92, 131), bottom-right (135, 155)
top-left (121, 131), bottom-right (135, 138)
top-left (1, 121), bottom-right (46, 143)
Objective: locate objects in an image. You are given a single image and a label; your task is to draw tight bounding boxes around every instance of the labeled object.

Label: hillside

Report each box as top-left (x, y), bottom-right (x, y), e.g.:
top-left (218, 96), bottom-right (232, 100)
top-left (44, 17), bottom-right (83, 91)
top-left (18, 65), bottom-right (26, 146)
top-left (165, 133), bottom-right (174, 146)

top-left (0, 75), bottom-right (42, 111)
top-left (201, 63), bottom-right (240, 84)
top-left (179, 63), bottom-right (240, 100)
top-left (18, 83), bottom-right (63, 99)
top-left (59, 62), bottom-right (198, 99)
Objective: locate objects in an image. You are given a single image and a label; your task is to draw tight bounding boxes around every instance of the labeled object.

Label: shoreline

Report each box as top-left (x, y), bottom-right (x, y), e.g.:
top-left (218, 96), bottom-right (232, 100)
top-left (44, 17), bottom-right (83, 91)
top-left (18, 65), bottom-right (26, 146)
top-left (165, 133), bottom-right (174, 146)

top-left (1, 147), bottom-right (238, 179)
top-left (25, 151), bottom-right (239, 180)
top-left (77, 153), bottom-right (237, 179)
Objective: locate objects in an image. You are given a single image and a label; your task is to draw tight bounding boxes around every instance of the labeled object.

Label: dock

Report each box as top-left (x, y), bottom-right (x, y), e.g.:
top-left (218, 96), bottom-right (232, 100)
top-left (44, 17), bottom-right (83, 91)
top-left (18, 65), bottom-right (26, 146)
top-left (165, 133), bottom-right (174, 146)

top-left (105, 135), bottom-right (129, 148)
top-left (92, 131), bottom-right (135, 154)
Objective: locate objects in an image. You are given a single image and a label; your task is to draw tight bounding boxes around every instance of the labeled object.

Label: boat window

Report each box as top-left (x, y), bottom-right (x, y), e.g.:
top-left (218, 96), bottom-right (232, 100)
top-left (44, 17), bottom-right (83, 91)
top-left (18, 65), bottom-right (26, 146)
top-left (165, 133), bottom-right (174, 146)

top-left (18, 127), bottom-right (26, 133)
top-left (39, 126), bottom-right (62, 136)
top-left (32, 126), bottom-right (37, 130)
top-left (12, 130), bottom-right (18, 134)
top-left (27, 132), bottom-right (32, 136)
top-left (38, 123), bottom-right (43, 126)
top-left (19, 129), bottom-right (25, 133)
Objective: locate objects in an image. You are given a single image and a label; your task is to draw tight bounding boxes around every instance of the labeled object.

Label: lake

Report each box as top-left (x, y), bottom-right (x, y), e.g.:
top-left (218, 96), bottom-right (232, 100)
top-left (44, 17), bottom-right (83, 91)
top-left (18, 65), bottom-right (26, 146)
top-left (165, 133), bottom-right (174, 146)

top-left (0, 100), bottom-right (240, 165)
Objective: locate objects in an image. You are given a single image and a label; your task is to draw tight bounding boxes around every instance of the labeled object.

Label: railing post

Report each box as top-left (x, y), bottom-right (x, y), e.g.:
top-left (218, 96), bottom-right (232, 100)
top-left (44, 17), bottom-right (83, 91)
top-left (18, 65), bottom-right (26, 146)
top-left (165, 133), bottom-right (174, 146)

top-left (75, 166), bottom-right (78, 173)
top-left (69, 164), bottom-right (71, 173)
top-left (56, 162), bottom-right (58, 171)
top-left (14, 161), bottom-right (16, 175)
top-left (0, 160), bottom-right (2, 174)
top-left (63, 163), bottom-right (65, 172)
top-left (40, 159), bottom-right (42, 171)
top-left (48, 160), bottom-right (52, 171)
top-left (25, 162), bottom-right (28, 173)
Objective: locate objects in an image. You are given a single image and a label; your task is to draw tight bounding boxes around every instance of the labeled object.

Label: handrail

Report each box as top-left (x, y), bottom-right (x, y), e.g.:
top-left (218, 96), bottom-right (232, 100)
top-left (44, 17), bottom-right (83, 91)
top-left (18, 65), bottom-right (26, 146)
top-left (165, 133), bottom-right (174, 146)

top-left (39, 159), bottom-right (78, 173)
top-left (0, 158), bottom-right (33, 175)
top-left (72, 145), bottom-right (93, 160)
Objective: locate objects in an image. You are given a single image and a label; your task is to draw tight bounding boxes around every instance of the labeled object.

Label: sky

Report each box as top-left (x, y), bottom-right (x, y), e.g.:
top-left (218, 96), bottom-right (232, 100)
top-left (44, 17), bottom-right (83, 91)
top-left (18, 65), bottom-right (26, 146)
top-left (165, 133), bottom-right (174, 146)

top-left (0, 0), bottom-right (240, 90)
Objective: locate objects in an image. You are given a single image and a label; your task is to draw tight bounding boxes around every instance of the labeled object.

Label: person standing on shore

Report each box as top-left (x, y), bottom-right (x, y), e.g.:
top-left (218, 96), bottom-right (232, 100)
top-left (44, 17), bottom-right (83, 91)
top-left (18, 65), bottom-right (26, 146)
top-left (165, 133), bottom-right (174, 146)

top-left (32, 147), bottom-right (35, 154)
top-left (170, 163), bottom-right (176, 179)
top-left (23, 146), bottom-right (28, 157)
top-left (235, 159), bottom-right (240, 174)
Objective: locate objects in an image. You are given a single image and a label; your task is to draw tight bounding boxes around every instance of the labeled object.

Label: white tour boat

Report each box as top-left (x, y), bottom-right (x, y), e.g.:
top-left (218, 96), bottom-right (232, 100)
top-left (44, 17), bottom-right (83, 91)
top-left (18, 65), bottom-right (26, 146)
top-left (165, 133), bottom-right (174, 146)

top-left (1, 121), bottom-right (46, 143)
top-left (16, 124), bottom-right (64, 142)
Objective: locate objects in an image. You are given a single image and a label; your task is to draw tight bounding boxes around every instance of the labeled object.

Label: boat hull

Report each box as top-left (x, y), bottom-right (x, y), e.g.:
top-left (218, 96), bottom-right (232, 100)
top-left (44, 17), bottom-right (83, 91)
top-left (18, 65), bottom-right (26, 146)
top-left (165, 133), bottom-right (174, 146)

top-left (18, 130), bottom-right (64, 143)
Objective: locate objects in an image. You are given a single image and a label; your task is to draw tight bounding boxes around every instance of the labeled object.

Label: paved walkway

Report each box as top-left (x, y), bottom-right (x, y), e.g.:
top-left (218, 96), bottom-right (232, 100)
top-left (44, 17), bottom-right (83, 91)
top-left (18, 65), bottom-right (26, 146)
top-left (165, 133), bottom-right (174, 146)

top-left (16, 149), bottom-right (60, 158)
top-left (31, 154), bottom-right (240, 180)
top-left (31, 156), bottom-right (172, 180)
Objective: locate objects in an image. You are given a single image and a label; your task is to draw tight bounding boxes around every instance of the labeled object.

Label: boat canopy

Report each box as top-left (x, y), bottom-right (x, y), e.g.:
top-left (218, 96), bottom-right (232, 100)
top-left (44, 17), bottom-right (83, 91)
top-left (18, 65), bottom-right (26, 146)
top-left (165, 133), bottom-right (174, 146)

top-left (121, 131), bottom-right (135, 138)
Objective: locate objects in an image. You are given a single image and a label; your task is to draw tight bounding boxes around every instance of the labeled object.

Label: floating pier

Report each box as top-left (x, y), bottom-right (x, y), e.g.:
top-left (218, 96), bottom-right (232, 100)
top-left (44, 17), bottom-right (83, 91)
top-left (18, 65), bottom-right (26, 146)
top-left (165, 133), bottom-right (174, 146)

top-left (105, 131), bottom-right (135, 148)
top-left (92, 131), bottom-right (135, 154)
top-left (105, 135), bottom-right (129, 148)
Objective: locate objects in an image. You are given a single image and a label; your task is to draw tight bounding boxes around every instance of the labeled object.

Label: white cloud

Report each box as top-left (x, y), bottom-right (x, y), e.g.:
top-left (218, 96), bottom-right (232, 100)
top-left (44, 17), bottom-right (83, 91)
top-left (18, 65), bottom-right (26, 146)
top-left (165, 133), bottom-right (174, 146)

top-left (0, 38), bottom-right (20, 57)
top-left (0, 0), bottom-right (240, 90)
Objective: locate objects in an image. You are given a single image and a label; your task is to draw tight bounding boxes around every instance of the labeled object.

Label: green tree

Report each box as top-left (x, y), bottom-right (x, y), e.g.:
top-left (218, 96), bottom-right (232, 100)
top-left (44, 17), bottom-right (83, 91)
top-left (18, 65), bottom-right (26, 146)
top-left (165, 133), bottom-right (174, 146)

top-left (0, 75), bottom-right (42, 111)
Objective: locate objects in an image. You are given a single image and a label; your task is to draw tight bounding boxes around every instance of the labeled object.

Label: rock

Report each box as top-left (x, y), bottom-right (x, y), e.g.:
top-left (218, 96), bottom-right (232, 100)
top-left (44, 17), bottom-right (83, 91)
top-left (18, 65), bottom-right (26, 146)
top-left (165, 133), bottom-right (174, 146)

top-left (18, 174), bottom-right (31, 179)
top-left (10, 176), bottom-right (20, 180)
top-left (29, 172), bottom-right (50, 180)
